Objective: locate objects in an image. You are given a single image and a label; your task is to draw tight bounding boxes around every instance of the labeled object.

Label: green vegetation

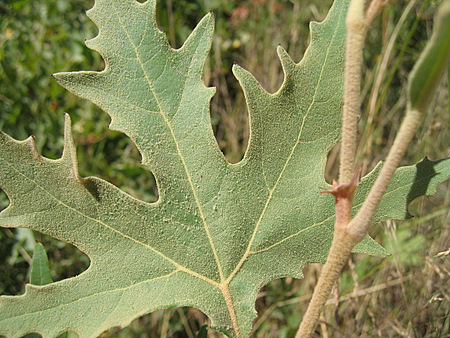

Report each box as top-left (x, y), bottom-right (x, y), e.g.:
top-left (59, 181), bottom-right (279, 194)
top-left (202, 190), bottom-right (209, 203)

top-left (0, 0), bottom-right (448, 337)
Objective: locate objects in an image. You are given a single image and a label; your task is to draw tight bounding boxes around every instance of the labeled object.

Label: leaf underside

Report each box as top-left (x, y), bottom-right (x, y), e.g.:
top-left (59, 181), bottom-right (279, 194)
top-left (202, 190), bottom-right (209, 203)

top-left (0, 1), bottom-right (449, 337)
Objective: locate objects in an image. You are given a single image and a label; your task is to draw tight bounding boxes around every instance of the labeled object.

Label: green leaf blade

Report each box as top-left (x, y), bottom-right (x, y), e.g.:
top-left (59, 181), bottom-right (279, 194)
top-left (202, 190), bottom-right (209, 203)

top-left (354, 158), bottom-right (450, 223)
top-left (0, 271), bottom-right (227, 338)
top-left (407, 0), bottom-right (450, 112)
top-left (54, 0), bottom-right (228, 284)
top-left (30, 243), bottom-right (53, 286)
top-left (1, 1), bottom-right (449, 337)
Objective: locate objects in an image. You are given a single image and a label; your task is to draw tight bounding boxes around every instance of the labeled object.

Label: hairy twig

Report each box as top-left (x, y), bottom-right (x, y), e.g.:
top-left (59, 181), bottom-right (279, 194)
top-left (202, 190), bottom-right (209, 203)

top-left (338, 0), bottom-right (368, 185)
top-left (295, 0), bottom-right (450, 335)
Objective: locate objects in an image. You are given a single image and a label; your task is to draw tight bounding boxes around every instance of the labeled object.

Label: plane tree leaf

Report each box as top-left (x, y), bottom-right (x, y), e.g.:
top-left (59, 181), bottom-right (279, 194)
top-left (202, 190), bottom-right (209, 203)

top-left (0, 0), bottom-right (449, 337)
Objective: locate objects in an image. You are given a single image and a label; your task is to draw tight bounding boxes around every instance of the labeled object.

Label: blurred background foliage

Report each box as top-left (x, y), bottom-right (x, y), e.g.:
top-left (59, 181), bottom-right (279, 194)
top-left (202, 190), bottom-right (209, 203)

top-left (0, 0), bottom-right (448, 337)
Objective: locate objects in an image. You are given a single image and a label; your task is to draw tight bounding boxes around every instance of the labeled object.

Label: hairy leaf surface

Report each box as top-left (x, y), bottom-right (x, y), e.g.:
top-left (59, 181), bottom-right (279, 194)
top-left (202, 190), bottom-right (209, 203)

top-left (0, 1), bottom-right (449, 337)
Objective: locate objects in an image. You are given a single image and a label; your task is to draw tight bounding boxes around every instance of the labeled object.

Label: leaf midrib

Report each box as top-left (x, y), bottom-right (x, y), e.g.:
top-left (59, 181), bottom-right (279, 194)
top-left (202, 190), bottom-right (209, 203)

top-left (0, 270), bottom-right (181, 322)
top-left (111, 4), bottom-right (225, 282)
top-left (226, 10), bottom-right (343, 284)
top-left (108, 1), bottom-right (344, 288)
top-left (0, 153), bottom-right (220, 288)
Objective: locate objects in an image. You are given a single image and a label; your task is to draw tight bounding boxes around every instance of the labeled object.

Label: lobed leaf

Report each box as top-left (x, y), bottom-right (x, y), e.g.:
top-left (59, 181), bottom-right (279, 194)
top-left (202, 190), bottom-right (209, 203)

top-left (0, 1), bottom-right (449, 337)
